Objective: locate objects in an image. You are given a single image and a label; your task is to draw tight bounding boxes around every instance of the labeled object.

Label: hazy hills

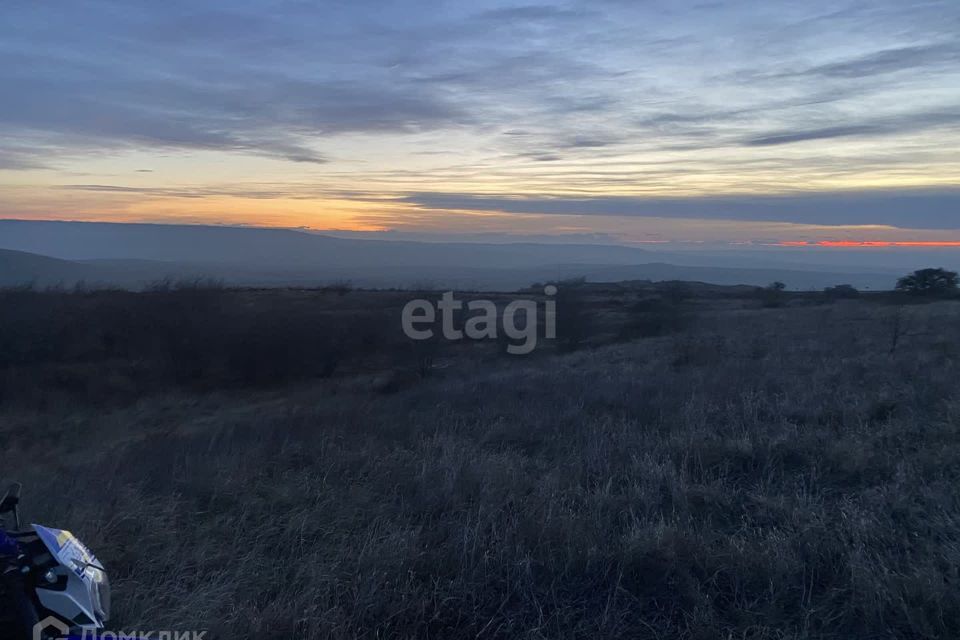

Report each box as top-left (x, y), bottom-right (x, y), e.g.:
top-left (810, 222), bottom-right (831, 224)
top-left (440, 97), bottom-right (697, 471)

top-left (0, 248), bottom-right (196, 288)
top-left (0, 248), bottom-right (104, 286)
top-left (0, 219), bottom-right (653, 268)
top-left (0, 219), bottom-right (901, 290)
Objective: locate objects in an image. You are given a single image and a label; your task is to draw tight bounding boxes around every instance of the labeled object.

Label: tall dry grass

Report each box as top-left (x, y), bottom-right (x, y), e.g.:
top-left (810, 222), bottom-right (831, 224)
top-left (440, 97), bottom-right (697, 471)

top-left (2, 294), bottom-right (960, 638)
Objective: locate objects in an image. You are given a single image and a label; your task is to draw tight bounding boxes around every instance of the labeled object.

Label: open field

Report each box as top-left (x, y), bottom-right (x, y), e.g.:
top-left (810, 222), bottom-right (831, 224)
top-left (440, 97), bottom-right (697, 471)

top-left (2, 285), bottom-right (960, 639)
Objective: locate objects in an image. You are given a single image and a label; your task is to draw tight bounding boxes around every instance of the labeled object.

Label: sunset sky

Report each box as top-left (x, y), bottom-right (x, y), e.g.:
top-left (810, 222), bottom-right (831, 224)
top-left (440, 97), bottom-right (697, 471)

top-left (1, 0), bottom-right (959, 247)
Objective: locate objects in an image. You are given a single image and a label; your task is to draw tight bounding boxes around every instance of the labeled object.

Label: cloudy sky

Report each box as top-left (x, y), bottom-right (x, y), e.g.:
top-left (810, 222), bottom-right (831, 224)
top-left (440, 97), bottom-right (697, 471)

top-left (1, 0), bottom-right (959, 247)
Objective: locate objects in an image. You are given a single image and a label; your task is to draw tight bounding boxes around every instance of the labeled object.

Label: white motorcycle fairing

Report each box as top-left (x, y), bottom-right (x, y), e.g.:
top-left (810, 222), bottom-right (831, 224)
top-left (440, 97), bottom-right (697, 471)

top-left (32, 524), bottom-right (110, 631)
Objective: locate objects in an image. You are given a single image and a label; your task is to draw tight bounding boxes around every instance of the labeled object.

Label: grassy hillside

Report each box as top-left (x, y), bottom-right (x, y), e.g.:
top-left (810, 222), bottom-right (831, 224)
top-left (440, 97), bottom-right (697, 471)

top-left (2, 286), bottom-right (959, 638)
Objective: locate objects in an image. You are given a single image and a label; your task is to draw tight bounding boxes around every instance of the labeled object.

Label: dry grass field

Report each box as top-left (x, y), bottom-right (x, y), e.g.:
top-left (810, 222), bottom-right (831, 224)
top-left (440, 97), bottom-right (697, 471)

top-left (2, 285), bottom-right (960, 639)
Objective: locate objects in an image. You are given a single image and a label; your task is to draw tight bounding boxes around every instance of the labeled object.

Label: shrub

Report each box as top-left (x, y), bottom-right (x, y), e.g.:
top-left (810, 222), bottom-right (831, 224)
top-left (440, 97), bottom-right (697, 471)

top-left (896, 268), bottom-right (959, 297)
top-left (553, 283), bottom-right (593, 351)
top-left (323, 280), bottom-right (353, 296)
top-left (824, 284), bottom-right (860, 299)
top-left (758, 281), bottom-right (787, 308)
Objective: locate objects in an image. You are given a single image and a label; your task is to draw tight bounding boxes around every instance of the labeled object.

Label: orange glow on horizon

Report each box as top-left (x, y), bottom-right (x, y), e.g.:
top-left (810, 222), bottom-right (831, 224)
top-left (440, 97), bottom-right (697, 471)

top-left (778, 241), bottom-right (960, 248)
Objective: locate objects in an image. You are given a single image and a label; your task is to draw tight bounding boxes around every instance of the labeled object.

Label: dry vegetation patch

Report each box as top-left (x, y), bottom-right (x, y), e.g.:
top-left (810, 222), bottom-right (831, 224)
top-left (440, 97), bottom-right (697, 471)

top-left (2, 289), bottom-right (960, 638)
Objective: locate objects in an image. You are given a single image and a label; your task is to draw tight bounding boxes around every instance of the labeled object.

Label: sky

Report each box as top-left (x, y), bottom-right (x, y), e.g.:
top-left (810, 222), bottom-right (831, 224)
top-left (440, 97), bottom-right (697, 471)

top-left (1, 0), bottom-right (959, 248)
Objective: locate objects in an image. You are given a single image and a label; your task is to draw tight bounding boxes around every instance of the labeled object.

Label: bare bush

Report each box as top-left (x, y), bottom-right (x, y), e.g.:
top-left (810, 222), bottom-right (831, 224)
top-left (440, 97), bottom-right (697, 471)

top-left (824, 284), bottom-right (860, 299)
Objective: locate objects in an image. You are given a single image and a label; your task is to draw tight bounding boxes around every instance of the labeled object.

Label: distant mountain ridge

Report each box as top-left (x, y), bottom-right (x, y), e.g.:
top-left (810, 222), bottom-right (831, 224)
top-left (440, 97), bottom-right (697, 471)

top-left (0, 219), bottom-right (899, 290)
top-left (0, 248), bottom-right (102, 286)
top-left (0, 219), bottom-right (654, 268)
top-left (0, 248), bottom-right (199, 287)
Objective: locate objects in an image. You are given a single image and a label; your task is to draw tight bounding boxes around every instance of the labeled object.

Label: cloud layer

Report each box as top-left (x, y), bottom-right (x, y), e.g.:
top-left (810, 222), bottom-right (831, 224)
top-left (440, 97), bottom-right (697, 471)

top-left (403, 188), bottom-right (960, 229)
top-left (1, 0), bottom-right (959, 233)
